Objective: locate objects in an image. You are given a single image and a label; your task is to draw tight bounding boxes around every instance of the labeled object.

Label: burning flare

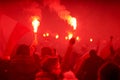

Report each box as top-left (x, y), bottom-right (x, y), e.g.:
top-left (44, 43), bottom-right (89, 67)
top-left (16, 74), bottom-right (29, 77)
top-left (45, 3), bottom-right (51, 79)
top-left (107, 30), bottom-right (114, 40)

top-left (32, 16), bottom-right (40, 33)
top-left (67, 16), bottom-right (77, 30)
top-left (44, 0), bottom-right (77, 30)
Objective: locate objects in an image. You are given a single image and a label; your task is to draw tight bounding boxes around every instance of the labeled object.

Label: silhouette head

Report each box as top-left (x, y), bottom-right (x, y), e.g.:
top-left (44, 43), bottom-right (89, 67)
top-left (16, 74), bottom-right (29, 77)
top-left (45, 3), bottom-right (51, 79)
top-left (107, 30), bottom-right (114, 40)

top-left (69, 37), bottom-right (76, 45)
top-left (89, 49), bottom-right (97, 57)
top-left (16, 44), bottom-right (30, 56)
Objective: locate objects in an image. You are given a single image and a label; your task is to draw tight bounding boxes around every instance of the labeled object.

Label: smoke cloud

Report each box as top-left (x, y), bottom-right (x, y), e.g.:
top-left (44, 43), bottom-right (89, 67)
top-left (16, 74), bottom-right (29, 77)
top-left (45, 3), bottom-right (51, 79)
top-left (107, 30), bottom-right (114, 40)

top-left (23, 1), bottom-right (42, 21)
top-left (43, 0), bottom-right (71, 22)
top-left (43, 0), bottom-right (77, 30)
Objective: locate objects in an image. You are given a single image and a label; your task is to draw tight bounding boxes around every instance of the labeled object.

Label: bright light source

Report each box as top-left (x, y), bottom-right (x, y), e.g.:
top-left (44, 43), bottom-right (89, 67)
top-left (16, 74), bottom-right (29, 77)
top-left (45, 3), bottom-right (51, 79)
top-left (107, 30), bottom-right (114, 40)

top-left (71, 17), bottom-right (77, 30)
top-left (32, 16), bottom-right (40, 33)
top-left (65, 36), bottom-right (68, 40)
top-left (55, 34), bottom-right (59, 39)
top-left (43, 33), bottom-right (46, 37)
top-left (90, 38), bottom-right (93, 42)
top-left (67, 16), bottom-right (77, 30)
top-left (46, 33), bottom-right (49, 37)
top-left (76, 36), bottom-right (80, 41)
top-left (68, 33), bottom-right (73, 39)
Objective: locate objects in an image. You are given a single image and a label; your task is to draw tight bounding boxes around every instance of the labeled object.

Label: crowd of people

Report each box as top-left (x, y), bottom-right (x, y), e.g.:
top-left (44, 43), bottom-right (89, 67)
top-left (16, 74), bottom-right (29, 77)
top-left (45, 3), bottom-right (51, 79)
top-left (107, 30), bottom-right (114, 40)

top-left (0, 37), bottom-right (120, 80)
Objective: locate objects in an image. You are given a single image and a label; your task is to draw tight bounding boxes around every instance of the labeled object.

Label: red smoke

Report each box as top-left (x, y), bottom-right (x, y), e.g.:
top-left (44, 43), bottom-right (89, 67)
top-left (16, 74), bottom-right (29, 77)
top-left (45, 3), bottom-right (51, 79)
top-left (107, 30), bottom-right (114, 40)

top-left (43, 0), bottom-right (77, 30)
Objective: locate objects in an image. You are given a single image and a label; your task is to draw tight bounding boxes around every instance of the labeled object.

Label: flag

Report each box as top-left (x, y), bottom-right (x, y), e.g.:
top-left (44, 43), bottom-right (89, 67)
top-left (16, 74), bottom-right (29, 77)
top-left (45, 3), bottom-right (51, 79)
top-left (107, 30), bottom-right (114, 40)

top-left (0, 14), bottom-right (30, 57)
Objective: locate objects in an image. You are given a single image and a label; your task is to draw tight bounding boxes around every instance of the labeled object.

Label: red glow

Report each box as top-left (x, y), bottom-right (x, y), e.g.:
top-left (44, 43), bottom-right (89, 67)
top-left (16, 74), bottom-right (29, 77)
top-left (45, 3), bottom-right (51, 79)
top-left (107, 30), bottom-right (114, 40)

top-left (4, 56), bottom-right (10, 60)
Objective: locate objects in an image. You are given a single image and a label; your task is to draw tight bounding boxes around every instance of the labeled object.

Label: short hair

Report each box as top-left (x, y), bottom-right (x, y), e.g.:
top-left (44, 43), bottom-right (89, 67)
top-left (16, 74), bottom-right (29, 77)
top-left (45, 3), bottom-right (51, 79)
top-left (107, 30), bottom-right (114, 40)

top-left (89, 49), bottom-right (97, 57)
top-left (16, 44), bottom-right (30, 56)
top-left (41, 47), bottom-right (53, 57)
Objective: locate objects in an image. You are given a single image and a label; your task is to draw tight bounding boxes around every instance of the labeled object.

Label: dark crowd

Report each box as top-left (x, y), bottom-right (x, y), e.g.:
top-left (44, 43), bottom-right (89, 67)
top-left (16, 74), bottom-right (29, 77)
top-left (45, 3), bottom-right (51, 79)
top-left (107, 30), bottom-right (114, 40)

top-left (0, 36), bottom-right (120, 80)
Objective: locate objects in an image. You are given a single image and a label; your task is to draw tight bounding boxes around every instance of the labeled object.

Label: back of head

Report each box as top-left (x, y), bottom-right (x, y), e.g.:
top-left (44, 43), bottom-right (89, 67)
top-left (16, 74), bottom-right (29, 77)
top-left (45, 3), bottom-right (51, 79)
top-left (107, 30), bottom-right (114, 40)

top-left (16, 44), bottom-right (30, 56)
top-left (89, 49), bottom-right (97, 57)
top-left (69, 37), bottom-right (76, 45)
top-left (99, 62), bottom-right (120, 80)
top-left (41, 47), bottom-right (53, 57)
